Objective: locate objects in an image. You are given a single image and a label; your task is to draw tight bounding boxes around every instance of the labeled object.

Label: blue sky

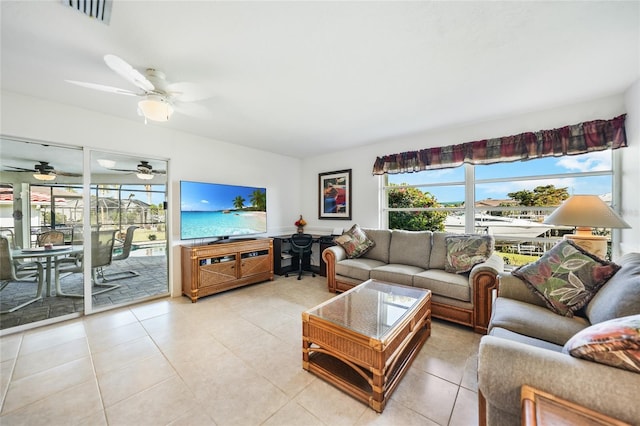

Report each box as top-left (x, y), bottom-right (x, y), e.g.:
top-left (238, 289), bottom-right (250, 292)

top-left (180, 181), bottom-right (266, 212)
top-left (388, 151), bottom-right (612, 203)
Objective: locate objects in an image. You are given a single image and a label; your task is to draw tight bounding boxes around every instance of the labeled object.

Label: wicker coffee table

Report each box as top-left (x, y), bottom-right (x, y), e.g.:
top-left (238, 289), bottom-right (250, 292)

top-left (302, 279), bottom-right (431, 412)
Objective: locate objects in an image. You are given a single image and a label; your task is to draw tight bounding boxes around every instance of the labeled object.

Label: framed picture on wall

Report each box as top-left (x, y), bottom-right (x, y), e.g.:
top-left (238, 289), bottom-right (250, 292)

top-left (319, 169), bottom-right (352, 220)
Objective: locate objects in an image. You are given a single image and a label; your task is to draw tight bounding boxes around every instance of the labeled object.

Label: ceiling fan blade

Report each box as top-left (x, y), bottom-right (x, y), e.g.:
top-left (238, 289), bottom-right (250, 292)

top-left (104, 54), bottom-right (155, 92)
top-left (5, 165), bottom-right (35, 172)
top-left (167, 82), bottom-right (212, 102)
top-left (55, 171), bottom-right (82, 177)
top-left (66, 80), bottom-right (140, 96)
top-left (173, 102), bottom-right (212, 120)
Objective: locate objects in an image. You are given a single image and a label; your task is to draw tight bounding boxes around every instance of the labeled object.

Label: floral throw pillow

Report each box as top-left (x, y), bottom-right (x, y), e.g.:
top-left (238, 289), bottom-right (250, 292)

top-left (444, 235), bottom-right (494, 274)
top-left (334, 224), bottom-right (375, 259)
top-left (563, 315), bottom-right (640, 373)
top-left (513, 239), bottom-right (620, 317)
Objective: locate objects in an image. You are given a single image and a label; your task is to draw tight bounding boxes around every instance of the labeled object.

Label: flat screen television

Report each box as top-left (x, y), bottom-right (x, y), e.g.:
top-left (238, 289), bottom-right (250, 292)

top-left (180, 180), bottom-right (267, 240)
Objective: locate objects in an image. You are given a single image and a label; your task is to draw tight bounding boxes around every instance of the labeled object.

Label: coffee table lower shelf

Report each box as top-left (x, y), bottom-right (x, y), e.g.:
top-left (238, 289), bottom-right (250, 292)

top-left (304, 325), bottom-right (430, 412)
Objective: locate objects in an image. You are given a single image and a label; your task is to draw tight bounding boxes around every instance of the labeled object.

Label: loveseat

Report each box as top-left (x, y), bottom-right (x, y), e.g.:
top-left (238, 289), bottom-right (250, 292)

top-left (322, 227), bottom-right (504, 333)
top-left (478, 250), bottom-right (640, 426)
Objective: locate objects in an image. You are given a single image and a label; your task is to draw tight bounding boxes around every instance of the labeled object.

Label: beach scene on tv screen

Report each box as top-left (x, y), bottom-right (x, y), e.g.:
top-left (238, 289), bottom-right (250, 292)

top-left (181, 182), bottom-right (266, 239)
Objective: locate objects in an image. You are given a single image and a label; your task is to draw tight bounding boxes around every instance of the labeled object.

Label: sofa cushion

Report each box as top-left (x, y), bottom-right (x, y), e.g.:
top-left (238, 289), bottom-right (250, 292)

top-left (490, 327), bottom-right (564, 352)
top-left (586, 253), bottom-right (640, 324)
top-left (388, 230), bottom-right (432, 269)
top-left (370, 264), bottom-right (424, 286)
top-left (444, 234), bottom-right (494, 273)
top-left (563, 315), bottom-right (640, 373)
top-left (413, 269), bottom-right (470, 302)
top-left (512, 239), bottom-right (620, 317)
top-left (334, 224), bottom-right (375, 259)
top-left (489, 297), bottom-right (589, 346)
top-left (429, 232), bottom-right (449, 269)
top-left (361, 228), bottom-right (391, 263)
top-left (335, 258), bottom-right (385, 281)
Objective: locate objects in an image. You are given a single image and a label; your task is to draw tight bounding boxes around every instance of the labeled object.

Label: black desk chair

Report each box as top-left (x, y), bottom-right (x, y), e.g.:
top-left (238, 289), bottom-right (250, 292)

top-left (286, 233), bottom-right (315, 280)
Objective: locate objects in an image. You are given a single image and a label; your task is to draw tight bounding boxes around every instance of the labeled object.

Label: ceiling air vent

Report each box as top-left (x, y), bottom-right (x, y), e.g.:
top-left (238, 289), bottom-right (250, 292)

top-left (62, 0), bottom-right (113, 24)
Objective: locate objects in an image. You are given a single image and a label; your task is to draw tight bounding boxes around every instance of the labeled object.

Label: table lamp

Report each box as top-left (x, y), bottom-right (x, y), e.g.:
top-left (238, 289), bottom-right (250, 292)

top-left (543, 195), bottom-right (630, 258)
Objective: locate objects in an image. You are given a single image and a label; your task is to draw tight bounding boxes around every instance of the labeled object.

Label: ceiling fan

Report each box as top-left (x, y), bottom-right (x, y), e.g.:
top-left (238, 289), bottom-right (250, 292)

top-left (66, 54), bottom-right (211, 122)
top-left (5, 161), bottom-right (81, 181)
top-left (107, 161), bottom-right (166, 180)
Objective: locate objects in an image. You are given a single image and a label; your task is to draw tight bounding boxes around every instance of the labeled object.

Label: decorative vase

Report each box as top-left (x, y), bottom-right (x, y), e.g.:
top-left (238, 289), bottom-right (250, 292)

top-left (297, 226), bottom-right (304, 233)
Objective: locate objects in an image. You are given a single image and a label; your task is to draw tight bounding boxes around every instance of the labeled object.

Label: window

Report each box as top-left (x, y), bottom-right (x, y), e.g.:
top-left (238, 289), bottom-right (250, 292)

top-left (384, 150), bottom-right (616, 266)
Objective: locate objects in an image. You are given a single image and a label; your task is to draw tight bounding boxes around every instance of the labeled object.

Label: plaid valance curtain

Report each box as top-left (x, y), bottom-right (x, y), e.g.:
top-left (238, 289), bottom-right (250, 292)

top-left (372, 114), bottom-right (627, 175)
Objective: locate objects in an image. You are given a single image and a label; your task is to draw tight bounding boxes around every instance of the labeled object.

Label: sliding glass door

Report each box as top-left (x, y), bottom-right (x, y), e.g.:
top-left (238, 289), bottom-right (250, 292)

top-left (0, 137), bottom-right (169, 332)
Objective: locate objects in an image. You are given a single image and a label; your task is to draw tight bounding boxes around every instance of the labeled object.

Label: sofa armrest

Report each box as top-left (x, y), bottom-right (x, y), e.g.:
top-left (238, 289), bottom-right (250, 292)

top-left (469, 253), bottom-right (504, 333)
top-left (497, 272), bottom-right (547, 307)
top-left (478, 336), bottom-right (640, 425)
top-left (322, 245), bottom-right (347, 292)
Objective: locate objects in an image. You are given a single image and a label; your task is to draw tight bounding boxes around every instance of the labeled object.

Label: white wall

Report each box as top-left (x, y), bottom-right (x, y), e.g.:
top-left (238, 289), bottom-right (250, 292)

top-left (302, 93), bottom-right (635, 251)
top-left (1, 91), bottom-right (302, 296)
top-left (621, 79), bottom-right (640, 255)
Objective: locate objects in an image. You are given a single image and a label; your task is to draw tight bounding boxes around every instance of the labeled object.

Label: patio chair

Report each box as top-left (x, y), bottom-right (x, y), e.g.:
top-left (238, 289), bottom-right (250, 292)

top-left (0, 236), bottom-right (45, 313)
top-left (37, 230), bottom-right (65, 246)
top-left (54, 230), bottom-right (120, 297)
top-left (100, 225), bottom-right (140, 282)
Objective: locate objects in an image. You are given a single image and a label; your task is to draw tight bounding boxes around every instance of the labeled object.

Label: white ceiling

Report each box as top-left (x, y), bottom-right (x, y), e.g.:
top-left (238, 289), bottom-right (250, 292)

top-left (1, 1), bottom-right (639, 159)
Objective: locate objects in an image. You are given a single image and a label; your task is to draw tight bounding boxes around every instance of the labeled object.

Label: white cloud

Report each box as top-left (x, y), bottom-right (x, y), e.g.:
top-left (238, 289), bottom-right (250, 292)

top-left (200, 199), bottom-right (209, 204)
top-left (555, 151), bottom-right (611, 172)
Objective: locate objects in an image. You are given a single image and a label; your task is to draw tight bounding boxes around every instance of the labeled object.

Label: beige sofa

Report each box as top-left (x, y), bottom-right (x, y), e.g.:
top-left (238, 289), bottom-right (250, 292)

top-left (322, 229), bottom-right (504, 333)
top-left (478, 252), bottom-right (640, 425)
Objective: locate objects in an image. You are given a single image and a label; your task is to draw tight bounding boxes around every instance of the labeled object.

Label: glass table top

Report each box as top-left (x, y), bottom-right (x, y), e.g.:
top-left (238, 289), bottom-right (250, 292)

top-left (306, 279), bottom-right (429, 340)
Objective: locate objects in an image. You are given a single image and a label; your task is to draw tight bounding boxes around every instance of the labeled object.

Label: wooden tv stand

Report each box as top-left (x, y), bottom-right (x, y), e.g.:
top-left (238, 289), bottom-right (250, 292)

top-left (181, 238), bottom-right (274, 303)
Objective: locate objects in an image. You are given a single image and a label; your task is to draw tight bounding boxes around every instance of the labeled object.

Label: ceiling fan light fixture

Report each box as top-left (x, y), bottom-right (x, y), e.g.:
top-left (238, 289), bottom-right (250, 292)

top-left (136, 172), bottom-right (154, 180)
top-left (33, 172), bottom-right (56, 181)
top-left (138, 95), bottom-right (173, 122)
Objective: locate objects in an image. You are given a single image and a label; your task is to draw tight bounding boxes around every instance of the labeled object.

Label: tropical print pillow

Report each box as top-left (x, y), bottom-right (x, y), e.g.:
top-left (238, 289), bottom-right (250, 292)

top-left (513, 239), bottom-right (620, 317)
top-left (563, 315), bottom-right (640, 373)
top-left (334, 224), bottom-right (375, 259)
top-left (444, 234), bottom-right (494, 274)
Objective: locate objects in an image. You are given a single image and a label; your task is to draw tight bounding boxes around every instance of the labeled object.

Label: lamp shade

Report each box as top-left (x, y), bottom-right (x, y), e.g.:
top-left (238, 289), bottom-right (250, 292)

top-left (136, 173), bottom-right (154, 180)
top-left (138, 95), bottom-right (173, 122)
top-left (33, 172), bottom-right (56, 181)
top-left (544, 195), bottom-right (630, 229)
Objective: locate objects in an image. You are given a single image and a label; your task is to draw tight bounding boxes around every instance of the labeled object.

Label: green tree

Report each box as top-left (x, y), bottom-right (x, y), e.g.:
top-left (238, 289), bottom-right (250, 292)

top-left (507, 185), bottom-right (569, 206)
top-left (388, 185), bottom-right (447, 231)
top-left (233, 195), bottom-right (245, 210)
top-left (249, 189), bottom-right (266, 211)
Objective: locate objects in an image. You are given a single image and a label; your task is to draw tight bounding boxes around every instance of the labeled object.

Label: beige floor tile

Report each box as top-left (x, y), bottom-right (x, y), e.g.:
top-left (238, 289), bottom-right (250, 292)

top-left (129, 299), bottom-right (174, 321)
top-left (153, 331), bottom-right (228, 365)
top-left (12, 336), bottom-right (89, 380)
top-left (0, 379), bottom-right (103, 426)
top-left (262, 400), bottom-right (324, 426)
top-left (82, 308), bottom-right (138, 334)
top-left (19, 320), bottom-right (86, 355)
top-left (85, 320), bottom-right (149, 354)
top-left (0, 359), bottom-right (14, 408)
top-left (296, 379), bottom-right (369, 425)
top-left (390, 368), bottom-right (459, 425)
top-left (0, 333), bottom-right (22, 362)
top-left (2, 356), bottom-right (94, 414)
top-left (207, 316), bottom-right (271, 350)
top-left (97, 352), bottom-right (177, 407)
top-left (201, 374), bottom-right (291, 426)
top-left (449, 387), bottom-right (479, 426)
top-left (168, 408), bottom-right (218, 426)
top-left (1, 279), bottom-right (482, 425)
top-left (91, 335), bottom-right (161, 376)
top-left (355, 399), bottom-right (440, 425)
top-left (105, 376), bottom-right (197, 426)
top-left (413, 342), bottom-right (469, 385)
